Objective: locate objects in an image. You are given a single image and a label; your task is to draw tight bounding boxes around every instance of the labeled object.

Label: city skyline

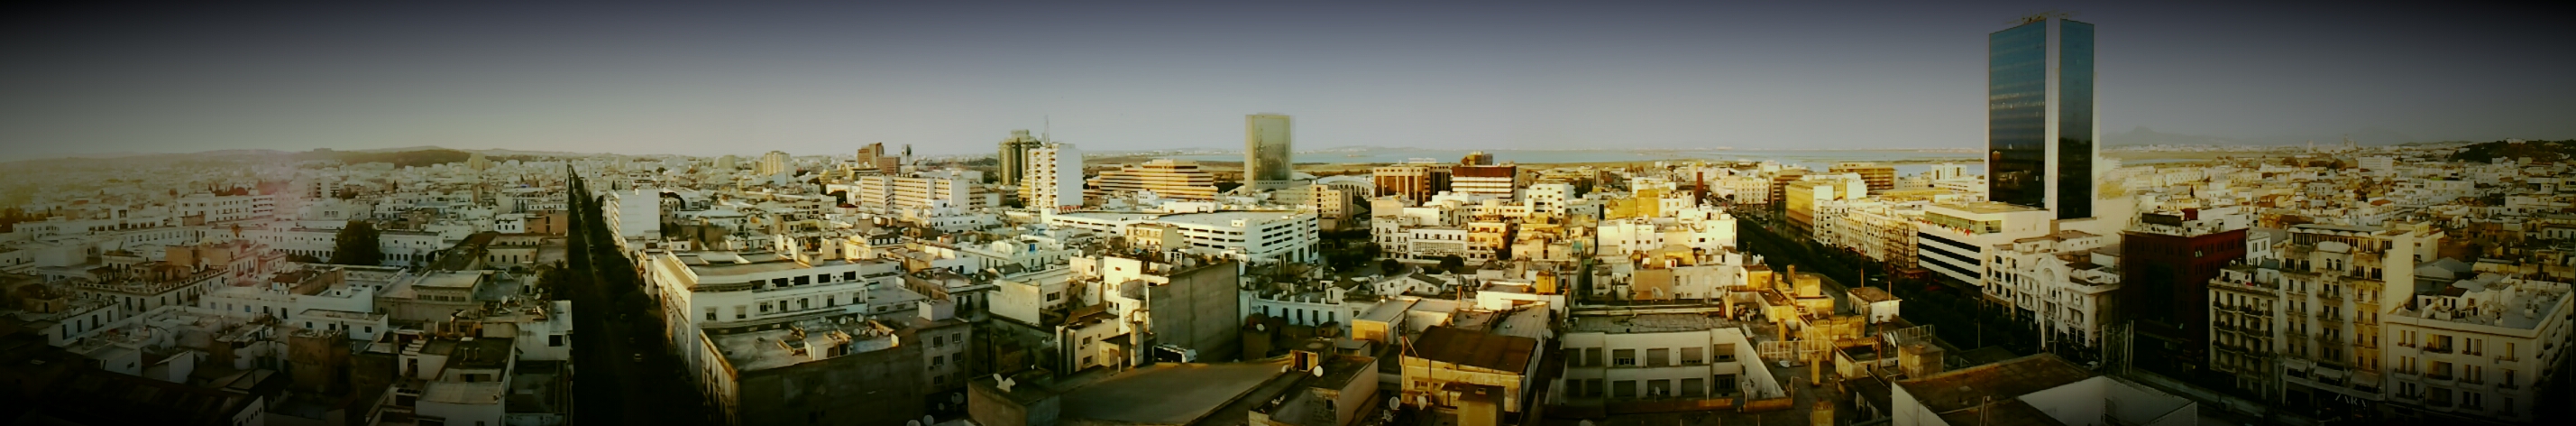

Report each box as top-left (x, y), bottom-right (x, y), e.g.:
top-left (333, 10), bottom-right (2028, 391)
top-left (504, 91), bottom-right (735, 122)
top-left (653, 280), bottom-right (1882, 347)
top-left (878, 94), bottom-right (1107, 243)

top-left (4, 1), bottom-right (2571, 160)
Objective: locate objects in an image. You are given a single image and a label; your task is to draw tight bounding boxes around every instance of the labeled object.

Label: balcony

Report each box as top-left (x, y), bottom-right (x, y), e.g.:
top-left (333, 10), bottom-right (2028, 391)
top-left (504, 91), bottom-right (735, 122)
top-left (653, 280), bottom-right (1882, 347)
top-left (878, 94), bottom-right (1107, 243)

top-left (2320, 292), bottom-right (2344, 302)
top-left (2497, 353), bottom-right (2518, 362)
top-left (2425, 346), bottom-right (2453, 354)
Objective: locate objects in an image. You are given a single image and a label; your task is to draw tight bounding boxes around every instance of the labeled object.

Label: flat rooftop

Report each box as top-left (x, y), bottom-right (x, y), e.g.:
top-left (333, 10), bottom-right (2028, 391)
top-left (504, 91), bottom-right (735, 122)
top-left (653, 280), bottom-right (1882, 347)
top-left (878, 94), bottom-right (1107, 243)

top-left (1059, 360), bottom-right (1288, 424)
top-left (412, 272), bottom-right (484, 289)
top-left (1938, 201), bottom-right (2046, 215)
top-left (1894, 354), bottom-right (2093, 414)
top-left (1570, 313), bottom-right (1742, 334)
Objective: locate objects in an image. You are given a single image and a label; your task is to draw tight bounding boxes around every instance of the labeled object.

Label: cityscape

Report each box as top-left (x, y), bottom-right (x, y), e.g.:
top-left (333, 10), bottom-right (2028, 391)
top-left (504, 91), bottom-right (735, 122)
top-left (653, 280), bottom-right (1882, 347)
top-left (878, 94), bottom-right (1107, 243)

top-left (1, 3), bottom-right (2571, 426)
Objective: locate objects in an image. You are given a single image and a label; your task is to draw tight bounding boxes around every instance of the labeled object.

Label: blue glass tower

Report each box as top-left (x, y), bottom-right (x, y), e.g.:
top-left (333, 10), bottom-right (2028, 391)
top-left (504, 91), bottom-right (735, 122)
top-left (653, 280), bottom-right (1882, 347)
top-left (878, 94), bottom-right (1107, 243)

top-left (1988, 17), bottom-right (2095, 219)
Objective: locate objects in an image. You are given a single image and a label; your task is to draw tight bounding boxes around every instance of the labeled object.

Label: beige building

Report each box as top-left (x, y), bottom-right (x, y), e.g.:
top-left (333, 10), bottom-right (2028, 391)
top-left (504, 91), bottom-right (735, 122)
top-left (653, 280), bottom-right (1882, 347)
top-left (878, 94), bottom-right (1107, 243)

top-left (1019, 142), bottom-right (1083, 210)
top-left (1087, 159), bottom-right (1220, 201)
top-left (1372, 162), bottom-right (1449, 202)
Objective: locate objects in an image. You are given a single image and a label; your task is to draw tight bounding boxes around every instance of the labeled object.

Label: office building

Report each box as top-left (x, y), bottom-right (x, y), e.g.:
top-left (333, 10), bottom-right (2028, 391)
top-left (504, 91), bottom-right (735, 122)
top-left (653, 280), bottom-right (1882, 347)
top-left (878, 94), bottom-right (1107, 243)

top-left (1020, 143), bottom-right (1083, 210)
top-left (1829, 162), bottom-right (1897, 193)
top-left (1451, 164), bottom-right (1519, 199)
top-left (1912, 201), bottom-right (2053, 290)
top-left (1372, 162), bottom-right (1450, 202)
top-left (1087, 159), bottom-right (1220, 201)
top-left (997, 129), bottom-right (1043, 186)
top-left (1245, 114), bottom-right (1295, 190)
top-left (1988, 15), bottom-right (2097, 219)
top-left (2120, 208), bottom-right (2249, 368)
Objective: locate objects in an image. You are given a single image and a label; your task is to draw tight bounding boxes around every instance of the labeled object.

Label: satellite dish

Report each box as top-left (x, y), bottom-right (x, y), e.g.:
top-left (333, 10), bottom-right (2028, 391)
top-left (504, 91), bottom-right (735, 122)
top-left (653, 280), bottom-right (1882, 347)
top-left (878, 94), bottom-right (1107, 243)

top-left (923, 415), bottom-right (935, 425)
top-left (907, 421), bottom-right (922, 426)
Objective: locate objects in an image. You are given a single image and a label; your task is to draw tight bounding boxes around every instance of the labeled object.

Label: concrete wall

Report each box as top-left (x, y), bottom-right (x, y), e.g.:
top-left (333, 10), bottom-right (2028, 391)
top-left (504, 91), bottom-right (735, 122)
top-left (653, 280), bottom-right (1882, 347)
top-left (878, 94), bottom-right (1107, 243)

top-left (735, 345), bottom-right (924, 426)
top-left (1150, 263), bottom-right (1242, 361)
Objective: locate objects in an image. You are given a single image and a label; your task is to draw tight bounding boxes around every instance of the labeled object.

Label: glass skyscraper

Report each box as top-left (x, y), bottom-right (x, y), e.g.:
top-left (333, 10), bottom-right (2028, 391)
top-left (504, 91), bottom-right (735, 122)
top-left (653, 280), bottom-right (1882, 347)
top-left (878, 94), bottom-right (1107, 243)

top-left (1245, 114), bottom-right (1295, 190)
top-left (1988, 17), bottom-right (2095, 220)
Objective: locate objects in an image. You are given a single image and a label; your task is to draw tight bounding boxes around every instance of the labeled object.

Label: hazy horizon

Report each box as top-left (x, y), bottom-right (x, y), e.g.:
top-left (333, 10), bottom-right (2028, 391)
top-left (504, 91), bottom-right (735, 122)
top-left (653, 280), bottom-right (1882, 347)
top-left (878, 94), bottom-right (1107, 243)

top-left (5, 1), bottom-right (2570, 159)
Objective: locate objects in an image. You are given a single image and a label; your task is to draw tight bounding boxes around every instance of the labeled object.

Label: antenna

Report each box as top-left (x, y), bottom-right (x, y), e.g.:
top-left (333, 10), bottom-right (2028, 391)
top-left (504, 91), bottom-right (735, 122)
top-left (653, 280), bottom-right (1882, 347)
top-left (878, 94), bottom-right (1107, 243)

top-left (1044, 116), bottom-right (1052, 144)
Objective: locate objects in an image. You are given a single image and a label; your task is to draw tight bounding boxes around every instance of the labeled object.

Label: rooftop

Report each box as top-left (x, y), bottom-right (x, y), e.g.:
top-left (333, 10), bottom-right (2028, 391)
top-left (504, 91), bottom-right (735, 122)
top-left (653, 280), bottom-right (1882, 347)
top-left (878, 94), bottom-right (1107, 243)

top-left (1059, 360), bottom-right (1290, 424)
top-left (1893, 354), bottom-right (2094, 414)
top-left (1939, 201), bottom-right (2046, 215)
top-left (1410, 326), bottom-right (1537, 372)
top-left (1569, 313), bottom-right (1742, 334)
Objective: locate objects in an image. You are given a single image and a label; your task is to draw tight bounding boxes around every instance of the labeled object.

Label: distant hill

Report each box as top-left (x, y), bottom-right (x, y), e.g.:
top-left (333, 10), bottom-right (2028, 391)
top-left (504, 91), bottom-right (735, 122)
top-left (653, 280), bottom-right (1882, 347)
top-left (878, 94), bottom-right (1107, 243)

top-left (2447, 139), bottom-right (2576, 163)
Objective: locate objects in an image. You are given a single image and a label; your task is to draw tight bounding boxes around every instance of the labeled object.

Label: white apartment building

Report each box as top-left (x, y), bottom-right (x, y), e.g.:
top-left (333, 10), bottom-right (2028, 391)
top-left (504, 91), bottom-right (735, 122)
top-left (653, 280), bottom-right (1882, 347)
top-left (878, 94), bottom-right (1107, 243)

top-left (830, 169), bottom-right (992, 212)
top-left (1045, 210), bottom-right (1320, 264)
top-left (1526, 182), bottom-right (1575, 215)
top-left (2276, 224), bottom-right (2420, 412)
top-left (1592, 208), bottom-right (1736, 258)
top-left (1984, 229), bottom-right (2121, 357)
top-left (1554, 314), bottom-right (1783, 405)
top-left (1021, 143), bottom-right (1084, 210)
top-left (243, 225), bottom-right (446, 266)
top-left (178, 194), bottom-right (262, 223)
top-left (638, 249), bottom-right (908, 403)
top-left (2381, 274), bottom-right (2571, 422)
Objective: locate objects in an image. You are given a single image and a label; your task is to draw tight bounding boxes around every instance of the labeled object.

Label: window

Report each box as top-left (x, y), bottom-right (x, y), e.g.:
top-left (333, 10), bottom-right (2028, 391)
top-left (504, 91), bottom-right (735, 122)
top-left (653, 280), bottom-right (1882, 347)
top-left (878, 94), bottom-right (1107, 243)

top-left (1681, 347), bottom-right (1704, 365)
top-left (1714, 344), bottom-right (1737, 363)
top-left (1713, 375), bottom-right (1737, 395)
top-left (1612, 380), bottom-right (1638, 398)
top-left (550, 335), bottom-right (564, 347)
top-left (933, 336), bottom-right (945, 347)
top-left (706, 308), bottom-right (719, 321)
top-left (736, 306), bottom-right (747, 320)
top-left (1646, 348), bottom-right (1670, 367)
top-left (1681, 378), bottom-right (1706, 397)
top-left (1612, 349), bottom-right (1636, 366)
top-left (1584, 379), bottom-right (1605, 397)
top-left (760, 302), bottom-right (772, 313)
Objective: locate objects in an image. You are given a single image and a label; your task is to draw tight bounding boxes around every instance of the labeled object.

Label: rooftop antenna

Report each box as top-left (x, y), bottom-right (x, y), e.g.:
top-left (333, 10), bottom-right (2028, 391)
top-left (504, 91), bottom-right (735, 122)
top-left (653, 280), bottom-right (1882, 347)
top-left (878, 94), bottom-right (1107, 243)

top-left (1044, 116), bottom-right (1052, 144)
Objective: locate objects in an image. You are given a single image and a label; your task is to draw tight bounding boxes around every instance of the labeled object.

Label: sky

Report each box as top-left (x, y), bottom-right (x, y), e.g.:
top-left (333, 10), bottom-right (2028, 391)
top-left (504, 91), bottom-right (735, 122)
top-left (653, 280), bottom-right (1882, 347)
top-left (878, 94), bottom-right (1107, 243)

top-left (1, 1), bottom-right (2569, 159)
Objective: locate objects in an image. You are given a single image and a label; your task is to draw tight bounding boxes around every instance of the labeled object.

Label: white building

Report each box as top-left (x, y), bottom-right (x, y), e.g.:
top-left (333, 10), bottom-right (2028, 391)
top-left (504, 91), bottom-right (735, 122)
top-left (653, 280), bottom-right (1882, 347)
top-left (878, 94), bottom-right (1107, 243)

top-left (1912, 201), bottom-right (2053, 290)
top-left (1021, 143), bottom-right (1084, 210)
top-left (1045, 210), bottom-right (1321, 264)
top-left (2380, 273), bottom-right (2571, 422)
top-left (1554, 313), bottom-right (1783, 405)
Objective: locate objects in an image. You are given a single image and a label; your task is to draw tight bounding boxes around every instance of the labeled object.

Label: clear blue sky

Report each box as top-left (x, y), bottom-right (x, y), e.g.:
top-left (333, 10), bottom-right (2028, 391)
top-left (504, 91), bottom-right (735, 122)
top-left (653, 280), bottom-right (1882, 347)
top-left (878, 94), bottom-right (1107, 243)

top-left (1, 1), bottom-right (2567, 158)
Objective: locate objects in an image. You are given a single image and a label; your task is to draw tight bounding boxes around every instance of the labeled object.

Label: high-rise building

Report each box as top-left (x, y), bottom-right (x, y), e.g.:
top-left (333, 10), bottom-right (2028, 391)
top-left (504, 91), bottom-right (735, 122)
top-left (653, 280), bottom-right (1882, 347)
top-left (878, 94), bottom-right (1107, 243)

top-left (996, 129), bottom-right (1042, 186)
top-left (1244, 114), bottom-right (1294, 190)
top-left (1020, 142), bottom-right (1083, 210)
top-left (1088, 159), bottom-right (1221, 200)
top-left (1988, 15), bottom-right (2096, 220)
top-left (757, 151), bottom-right (792, 176)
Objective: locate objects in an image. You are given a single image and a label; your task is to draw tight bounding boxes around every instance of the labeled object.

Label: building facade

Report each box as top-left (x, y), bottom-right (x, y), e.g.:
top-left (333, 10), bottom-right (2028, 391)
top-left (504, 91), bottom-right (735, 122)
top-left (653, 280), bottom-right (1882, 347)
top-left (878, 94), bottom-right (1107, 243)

top-left (1988, 16), bottom-right (2096, 220)
top-left (1245, 114), bottom-right (1295, 190)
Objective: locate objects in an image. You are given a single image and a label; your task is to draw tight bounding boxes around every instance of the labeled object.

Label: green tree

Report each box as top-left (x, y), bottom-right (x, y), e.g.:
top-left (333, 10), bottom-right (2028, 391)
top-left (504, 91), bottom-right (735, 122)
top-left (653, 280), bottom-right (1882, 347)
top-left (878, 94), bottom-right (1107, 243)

top-left (1379, 259), bottom-right (1403, 275)
top-left (328, 220), bottom-right (383, 265)
top-left (1437, 255), bottom-right (1466, 274)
